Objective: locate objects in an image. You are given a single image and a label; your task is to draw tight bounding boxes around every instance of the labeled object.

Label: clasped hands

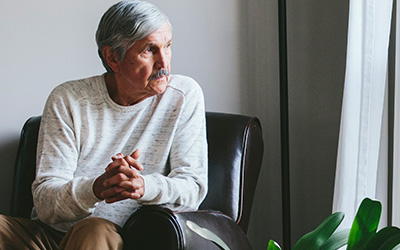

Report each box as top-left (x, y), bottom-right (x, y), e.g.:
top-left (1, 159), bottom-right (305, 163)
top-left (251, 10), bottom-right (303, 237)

top-left (93, 149), bottom-right (144, 203)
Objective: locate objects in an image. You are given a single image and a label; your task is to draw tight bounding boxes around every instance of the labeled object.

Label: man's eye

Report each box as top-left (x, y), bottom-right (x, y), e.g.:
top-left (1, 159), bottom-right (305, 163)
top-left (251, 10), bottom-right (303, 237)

top-left (144, 47), bottom-right (152, 53)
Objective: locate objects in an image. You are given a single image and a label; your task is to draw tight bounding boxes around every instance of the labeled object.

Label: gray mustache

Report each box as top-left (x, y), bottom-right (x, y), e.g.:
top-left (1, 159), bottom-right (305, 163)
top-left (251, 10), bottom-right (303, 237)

top-left (148, 68), bottom-right (169, 80)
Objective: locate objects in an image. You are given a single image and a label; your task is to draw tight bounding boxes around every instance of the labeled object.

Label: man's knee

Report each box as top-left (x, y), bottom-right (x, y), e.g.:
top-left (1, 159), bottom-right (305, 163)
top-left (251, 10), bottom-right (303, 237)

top-left (71, 217), bottom-right (119, 234)
top-left (59, 217), bottom-right (123, 250)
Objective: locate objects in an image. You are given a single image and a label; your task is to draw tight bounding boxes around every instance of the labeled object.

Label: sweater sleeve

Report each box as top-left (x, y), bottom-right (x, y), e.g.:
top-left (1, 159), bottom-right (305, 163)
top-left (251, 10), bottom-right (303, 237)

top-left (138, 82), bottom-right (208, 209)
top-left (32, 85), bottom-right (101, 225)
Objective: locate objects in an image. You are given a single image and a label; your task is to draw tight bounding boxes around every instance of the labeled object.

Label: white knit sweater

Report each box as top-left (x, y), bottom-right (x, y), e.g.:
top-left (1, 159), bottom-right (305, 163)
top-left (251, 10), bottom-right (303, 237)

top-left (31, 74), bottom-right (208, 232)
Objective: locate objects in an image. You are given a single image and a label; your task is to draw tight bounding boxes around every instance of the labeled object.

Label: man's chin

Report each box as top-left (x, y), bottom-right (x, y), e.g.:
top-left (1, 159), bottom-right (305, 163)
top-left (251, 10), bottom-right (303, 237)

top-left (153, 76), bottom-right (169, 85)
top-left (149, 80), bottom-right (168, 95)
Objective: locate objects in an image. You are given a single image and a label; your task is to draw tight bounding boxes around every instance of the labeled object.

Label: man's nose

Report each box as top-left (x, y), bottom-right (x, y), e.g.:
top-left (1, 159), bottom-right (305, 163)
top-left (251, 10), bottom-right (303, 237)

top-left (155, 50), bottom-right (169, 69)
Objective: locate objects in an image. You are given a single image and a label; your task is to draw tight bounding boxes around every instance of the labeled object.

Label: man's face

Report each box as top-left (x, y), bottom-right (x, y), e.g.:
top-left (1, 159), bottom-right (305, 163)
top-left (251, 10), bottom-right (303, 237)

top-left (113, 22), bottom-right (172, 104)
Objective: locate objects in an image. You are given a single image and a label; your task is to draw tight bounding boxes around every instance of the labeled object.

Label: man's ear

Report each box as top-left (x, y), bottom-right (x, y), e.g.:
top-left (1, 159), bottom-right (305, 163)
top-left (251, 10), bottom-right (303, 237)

top-left (102, 46), bottom-right (120, 72)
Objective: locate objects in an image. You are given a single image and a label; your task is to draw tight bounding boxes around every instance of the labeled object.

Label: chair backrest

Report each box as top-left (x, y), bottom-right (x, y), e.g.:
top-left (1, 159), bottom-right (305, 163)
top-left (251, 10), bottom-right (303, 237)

top-left (200, 112), bottom-right (263, 233)
top-left (10, 112), bottom-right (263, 233)
top-left (10, 116), bottom-right (41, 219)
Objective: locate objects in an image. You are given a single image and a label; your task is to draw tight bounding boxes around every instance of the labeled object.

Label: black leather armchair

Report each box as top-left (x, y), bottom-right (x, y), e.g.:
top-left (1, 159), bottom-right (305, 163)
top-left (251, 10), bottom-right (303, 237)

top-left (11, 112), bottom-right (263, 250)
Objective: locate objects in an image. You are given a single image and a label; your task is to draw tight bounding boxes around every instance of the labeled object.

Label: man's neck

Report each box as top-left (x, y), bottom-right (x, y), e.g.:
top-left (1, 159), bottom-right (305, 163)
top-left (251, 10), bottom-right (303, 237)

top-left (104, 73), bottom-right (149, 106)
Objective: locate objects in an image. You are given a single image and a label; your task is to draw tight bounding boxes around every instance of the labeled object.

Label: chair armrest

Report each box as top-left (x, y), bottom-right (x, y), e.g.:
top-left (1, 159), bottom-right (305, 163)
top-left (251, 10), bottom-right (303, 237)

top-left (123, 205), bottom-right (252, 250)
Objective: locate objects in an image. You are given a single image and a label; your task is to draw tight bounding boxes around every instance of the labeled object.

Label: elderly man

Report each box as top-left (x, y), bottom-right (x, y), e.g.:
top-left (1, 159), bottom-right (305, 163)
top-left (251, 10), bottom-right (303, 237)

top-left (0, 1), bottom-right (208, 249)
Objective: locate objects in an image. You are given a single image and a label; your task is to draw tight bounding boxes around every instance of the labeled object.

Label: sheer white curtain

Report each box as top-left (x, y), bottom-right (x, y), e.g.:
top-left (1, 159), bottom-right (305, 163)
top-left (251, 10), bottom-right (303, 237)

top-left (332, 0), bottom-right (393, 229)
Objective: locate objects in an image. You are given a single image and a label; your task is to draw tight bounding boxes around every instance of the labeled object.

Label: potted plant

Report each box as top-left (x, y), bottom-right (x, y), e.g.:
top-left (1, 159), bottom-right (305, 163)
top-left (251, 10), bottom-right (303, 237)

top-left (188, 198), bottom-right (400, 250)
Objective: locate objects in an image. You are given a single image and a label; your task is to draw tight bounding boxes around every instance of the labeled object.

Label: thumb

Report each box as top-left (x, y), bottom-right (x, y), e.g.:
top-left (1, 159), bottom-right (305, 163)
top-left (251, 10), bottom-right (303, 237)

top-left (131, 149), bottom-right (141, 160)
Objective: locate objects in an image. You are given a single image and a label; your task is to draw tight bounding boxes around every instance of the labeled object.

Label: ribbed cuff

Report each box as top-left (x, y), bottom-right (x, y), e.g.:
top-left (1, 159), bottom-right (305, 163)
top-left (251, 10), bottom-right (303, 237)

top-left (138, 174), bottom-right (158, 202)
top-left (74, 176), bottom-right (102, 210)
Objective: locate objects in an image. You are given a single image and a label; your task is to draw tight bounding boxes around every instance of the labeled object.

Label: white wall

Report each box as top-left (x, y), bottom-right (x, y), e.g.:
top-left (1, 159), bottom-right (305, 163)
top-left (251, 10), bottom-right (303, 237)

top-left (0, 0), bottom-right (348, 249)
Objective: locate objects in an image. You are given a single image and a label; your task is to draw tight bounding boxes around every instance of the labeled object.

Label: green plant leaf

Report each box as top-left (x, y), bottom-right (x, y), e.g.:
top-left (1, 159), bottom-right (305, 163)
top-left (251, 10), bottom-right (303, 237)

top-left (347, 198), bottom-right (382, 250)
top-left (267, 240), bottom-right (282, 250)
top-left (365, 227), bottom-right (400, 250)
top-left (292, 212), bottom-right (345, 250)
top-left (320, 228), bottom-right (349, 250)
top-left (186, 220), bottom-right (231, 250)
top-left (378, 235), bottom-right (400, 250)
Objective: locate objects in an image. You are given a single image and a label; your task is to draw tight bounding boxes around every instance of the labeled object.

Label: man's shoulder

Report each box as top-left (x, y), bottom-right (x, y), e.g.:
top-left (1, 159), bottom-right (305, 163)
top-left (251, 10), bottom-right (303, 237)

top-left (56, 75), bottom-right (104, 91)
top-left (167, 74), bottom-right (202, 96)
top-left (50, 75), bottom-right (105, 99)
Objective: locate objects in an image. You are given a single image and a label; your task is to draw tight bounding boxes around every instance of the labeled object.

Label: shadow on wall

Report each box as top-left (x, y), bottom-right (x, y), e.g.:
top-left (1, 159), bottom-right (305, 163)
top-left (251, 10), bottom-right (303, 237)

top-left (0, 136), bottom-right (20, 215)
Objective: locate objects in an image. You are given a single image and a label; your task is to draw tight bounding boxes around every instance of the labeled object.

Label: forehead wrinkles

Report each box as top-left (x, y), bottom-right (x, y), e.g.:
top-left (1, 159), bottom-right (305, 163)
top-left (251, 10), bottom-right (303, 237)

top-left (145, 23), bottom-right (172, 43)
top-left (128, 24), bottom-right (172, 54)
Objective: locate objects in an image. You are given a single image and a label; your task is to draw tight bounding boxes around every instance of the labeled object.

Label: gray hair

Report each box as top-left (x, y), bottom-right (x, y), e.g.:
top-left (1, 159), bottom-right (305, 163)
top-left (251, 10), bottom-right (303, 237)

top-left (96, 0), bottom-right (170, 72)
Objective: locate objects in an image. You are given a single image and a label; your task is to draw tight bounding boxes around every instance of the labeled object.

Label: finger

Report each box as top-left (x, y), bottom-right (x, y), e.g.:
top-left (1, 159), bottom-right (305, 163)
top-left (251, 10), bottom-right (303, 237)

top-left (100, 186), bottom-right (126, 199)
top-left (102, 187), bottom-right (142, 202)
top-left (105, 156), bottom-right (129, 172)
top-left (104, 164), bottom-right (141, 188)
top-left (124, 155), bottom-right (144, 171)
top-left (104, 190), bottom-right (142, 203)
top-left (102, 172), bottom-right (131, 188)
top-left (115, 164), bottom-right (141, 178)
top-left (101, 177), bottom-right (144, 201)
top-left (114, 177), bottom-right (143, 191)
top-left (130, 149), bottom-right (141, 160)
top-left (111, 153), bottom-right (124, 161)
